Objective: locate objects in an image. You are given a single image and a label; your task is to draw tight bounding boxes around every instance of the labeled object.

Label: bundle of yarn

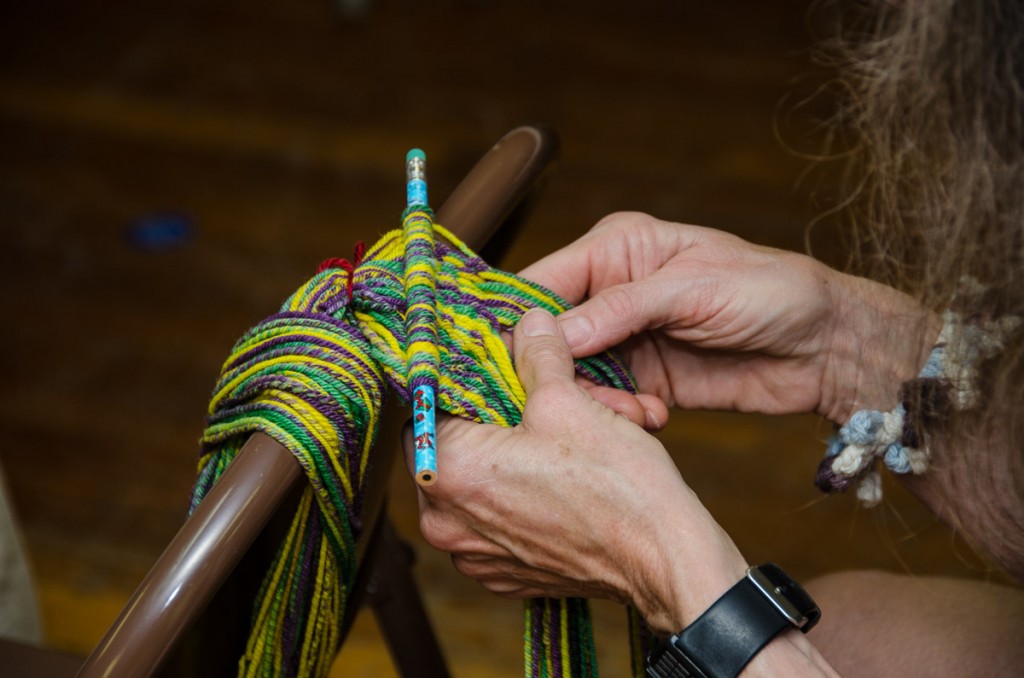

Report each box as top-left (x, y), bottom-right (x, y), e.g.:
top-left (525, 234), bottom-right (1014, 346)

top-left (192, 210), bottom-right (650, 677)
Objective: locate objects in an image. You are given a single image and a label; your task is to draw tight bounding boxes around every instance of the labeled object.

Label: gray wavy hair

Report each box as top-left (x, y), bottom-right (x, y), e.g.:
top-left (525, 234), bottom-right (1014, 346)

top-left (819, 0), bottom-right (1024, 580)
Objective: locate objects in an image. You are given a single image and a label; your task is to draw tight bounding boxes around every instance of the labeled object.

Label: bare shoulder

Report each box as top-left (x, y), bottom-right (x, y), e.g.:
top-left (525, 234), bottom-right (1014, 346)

top-left (804, 569), bottom-right (1024, 677)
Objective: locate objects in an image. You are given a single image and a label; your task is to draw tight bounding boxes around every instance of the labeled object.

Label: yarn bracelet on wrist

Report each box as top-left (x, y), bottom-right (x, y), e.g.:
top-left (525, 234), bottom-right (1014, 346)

top-left (815, 306), bottom-right (1020, 507)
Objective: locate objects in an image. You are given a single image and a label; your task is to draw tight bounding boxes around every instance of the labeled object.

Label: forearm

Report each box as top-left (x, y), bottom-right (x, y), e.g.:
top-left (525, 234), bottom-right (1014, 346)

top-left (901, 430), bottom-right (1024, 581)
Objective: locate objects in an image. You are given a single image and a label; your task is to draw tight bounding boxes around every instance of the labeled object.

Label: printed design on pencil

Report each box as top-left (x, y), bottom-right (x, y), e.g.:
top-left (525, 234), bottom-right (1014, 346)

top-left (413, 388), bottom-right (433, 417)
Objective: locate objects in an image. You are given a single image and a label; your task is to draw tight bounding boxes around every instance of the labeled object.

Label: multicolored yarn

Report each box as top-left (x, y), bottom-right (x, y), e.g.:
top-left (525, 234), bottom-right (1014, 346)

top-left (192, 221), bottom-right (649, 677)
top-left (627, 607), bottom-right (655, 677)
top-left (402, 148), bottom-right (441, 484)
top-left (816, 302), bottom-right (1020, 506)
top-left (404, 206), bottom-right (441, 484)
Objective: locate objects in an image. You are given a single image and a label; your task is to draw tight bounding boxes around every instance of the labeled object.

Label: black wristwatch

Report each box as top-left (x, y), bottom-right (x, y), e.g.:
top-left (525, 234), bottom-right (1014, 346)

top-left (646, 563), bottom-right (820, 678)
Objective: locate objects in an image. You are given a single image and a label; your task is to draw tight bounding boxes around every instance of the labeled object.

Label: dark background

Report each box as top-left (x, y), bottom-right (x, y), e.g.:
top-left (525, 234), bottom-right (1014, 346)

top-left (0, 1), bottom-right (997, 674)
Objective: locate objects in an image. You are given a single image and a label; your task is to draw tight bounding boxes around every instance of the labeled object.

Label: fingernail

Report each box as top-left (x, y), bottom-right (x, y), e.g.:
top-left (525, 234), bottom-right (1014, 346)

top-left (559, 315), bottom-right (592, 348)
top-left (521, 308), bottom-right (558, 337)
top-left (645, 408), bottom-right (662, 430)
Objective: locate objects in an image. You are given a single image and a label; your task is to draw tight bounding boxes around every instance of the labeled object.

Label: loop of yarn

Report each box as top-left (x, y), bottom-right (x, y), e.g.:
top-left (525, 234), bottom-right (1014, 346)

top-left (192, 219), bottom-right (644, 677)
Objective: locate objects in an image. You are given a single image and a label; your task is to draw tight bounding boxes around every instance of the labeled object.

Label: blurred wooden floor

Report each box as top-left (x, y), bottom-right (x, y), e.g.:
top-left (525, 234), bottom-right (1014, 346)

top-left (0, 0), bottom-right (1009, 675)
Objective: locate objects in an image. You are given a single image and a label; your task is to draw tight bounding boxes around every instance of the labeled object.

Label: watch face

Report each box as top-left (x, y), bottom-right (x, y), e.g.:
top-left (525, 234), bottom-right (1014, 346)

top-left (748, 564), bottom-right (821, 631)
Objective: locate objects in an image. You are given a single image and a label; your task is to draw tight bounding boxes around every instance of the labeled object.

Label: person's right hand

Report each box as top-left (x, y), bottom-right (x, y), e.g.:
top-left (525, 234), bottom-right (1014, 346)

top-left (520, 212), bottom-right (936, 423)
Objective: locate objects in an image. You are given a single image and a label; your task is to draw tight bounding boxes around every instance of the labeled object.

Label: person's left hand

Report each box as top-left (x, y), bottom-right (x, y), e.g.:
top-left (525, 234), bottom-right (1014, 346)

top-left (402, 308), bottom-right (748, 634)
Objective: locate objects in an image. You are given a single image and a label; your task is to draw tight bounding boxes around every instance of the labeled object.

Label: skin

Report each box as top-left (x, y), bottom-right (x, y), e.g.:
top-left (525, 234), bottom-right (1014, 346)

top-left (806, 570), bottom-right (1024, 677)
top-left (402, 211), bottom-right (1022, 675)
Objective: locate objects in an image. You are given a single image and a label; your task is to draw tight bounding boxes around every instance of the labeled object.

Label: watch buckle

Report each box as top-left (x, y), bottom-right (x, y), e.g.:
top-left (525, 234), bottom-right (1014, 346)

top-left (746, 566), bottom-right (821, 631)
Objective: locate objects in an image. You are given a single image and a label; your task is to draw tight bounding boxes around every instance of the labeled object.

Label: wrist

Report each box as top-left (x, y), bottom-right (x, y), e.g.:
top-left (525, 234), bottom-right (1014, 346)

top-left (645, 564), bottom-right (834, 678)
top-left (742, 629), bottom-right (839, 677)
top-left (632, 497), bottom-right (748, 635)
top-left (819, 270), bottom-right (941, 424)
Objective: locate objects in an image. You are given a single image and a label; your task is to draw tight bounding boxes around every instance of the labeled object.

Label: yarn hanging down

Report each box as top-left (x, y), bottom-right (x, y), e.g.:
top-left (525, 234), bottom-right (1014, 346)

top-left (192, 211), bottom-right (649, 677)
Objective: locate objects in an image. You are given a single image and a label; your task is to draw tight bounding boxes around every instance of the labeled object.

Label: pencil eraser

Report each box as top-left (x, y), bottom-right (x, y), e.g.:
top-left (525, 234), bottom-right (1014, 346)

top-left (406, 148), bottom-right (426, 163)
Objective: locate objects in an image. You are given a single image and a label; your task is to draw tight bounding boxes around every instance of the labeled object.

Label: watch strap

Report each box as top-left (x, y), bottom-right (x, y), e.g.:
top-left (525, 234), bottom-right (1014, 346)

top-left (673, 576), bottom-right (790, 678)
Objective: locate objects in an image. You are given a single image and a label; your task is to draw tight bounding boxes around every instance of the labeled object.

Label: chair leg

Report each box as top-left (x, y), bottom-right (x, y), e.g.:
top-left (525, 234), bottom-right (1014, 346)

top-left (364, 517), bottom-right (450, 678)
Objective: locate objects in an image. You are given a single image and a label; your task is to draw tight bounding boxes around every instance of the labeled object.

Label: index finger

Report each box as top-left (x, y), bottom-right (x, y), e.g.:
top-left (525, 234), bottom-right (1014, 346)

top-left (517, 248), bottom-right (590, 306)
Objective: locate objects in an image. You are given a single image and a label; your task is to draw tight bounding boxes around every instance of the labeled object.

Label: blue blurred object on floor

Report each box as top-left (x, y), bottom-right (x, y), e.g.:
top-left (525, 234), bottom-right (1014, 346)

top-left (125, 212), bottom-right (195, 253)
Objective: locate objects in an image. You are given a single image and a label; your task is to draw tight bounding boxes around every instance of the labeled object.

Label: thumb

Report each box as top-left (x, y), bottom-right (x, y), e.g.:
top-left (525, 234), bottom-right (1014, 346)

top-left (514, 308), bottom-right (577, 396)
top-left (557, 280), bottom-right (662, 356)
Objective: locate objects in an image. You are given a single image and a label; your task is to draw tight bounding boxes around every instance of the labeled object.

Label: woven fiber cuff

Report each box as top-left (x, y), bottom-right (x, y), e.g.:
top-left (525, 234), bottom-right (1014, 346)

top-left (815, 301), bottom-right (1020, 507)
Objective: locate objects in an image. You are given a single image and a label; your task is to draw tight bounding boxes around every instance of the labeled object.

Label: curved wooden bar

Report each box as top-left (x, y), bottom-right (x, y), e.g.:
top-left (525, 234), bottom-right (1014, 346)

top-left (75, 125), bottom-right (558, 678)
top-left (435, 124), bottom-right (557, 241)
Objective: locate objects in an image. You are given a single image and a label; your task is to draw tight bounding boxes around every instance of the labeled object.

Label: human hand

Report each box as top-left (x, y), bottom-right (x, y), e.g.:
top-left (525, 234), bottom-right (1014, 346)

top-left (403, 308), bottom-right (748, 634)
top-left (520, 212), bottom-right (937, 423)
